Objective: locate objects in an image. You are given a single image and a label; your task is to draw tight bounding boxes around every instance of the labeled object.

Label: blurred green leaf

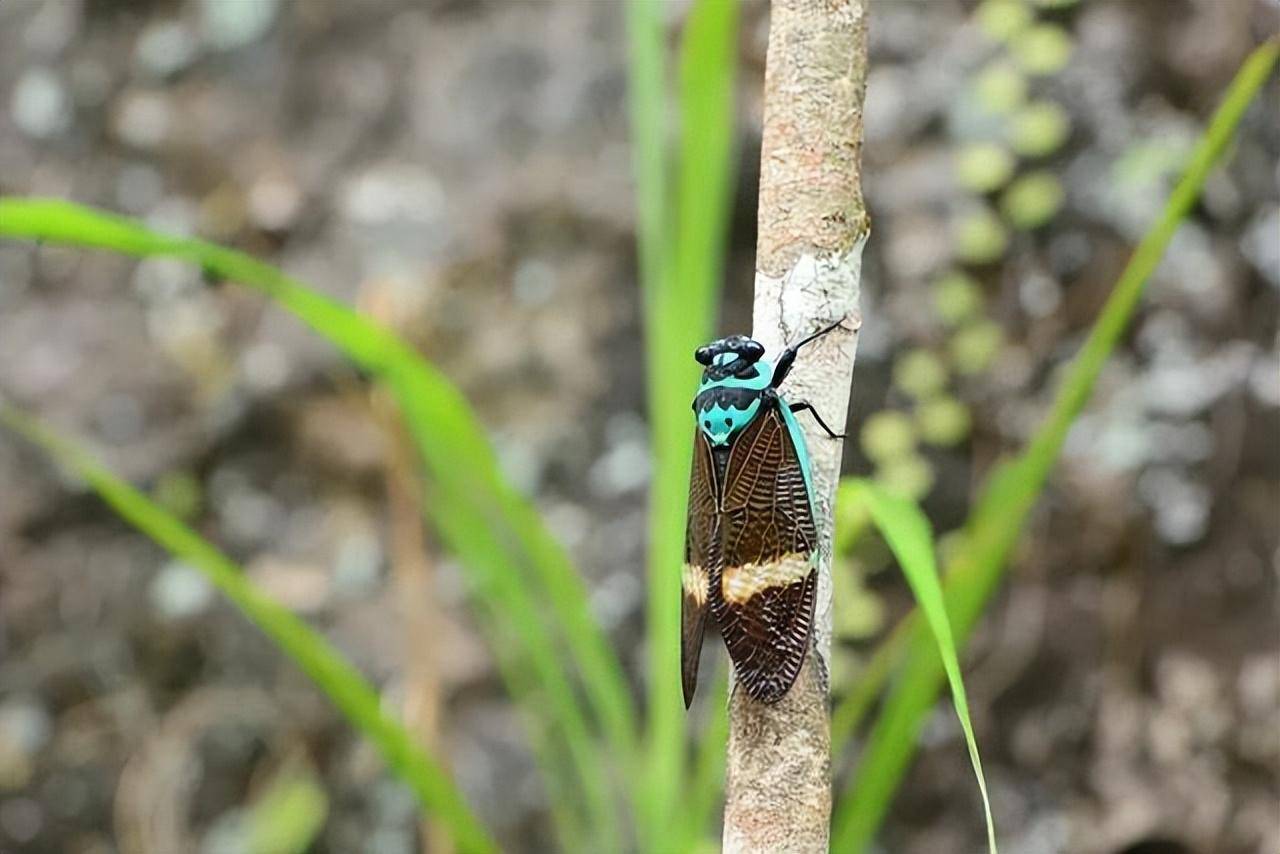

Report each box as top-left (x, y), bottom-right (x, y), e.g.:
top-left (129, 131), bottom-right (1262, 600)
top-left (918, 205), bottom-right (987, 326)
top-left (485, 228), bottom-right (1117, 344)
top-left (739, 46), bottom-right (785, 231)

top-left (972, 62), bottom-right (1028, 115)
top-left (955, 142), bottom-right (1016, 193)
top-left (892, 349), bottom-right (949, 400)
top-left (953, 206), bottom-right (1009, 264)
top-left (976, 0), bottom-right (1032, 43)
top-left (1012, 24), bottom-right (1074, 76)
top-left (949, 319), bottom-right (1005, 375)
top-left (246, 770), bottom-right (329, 854)
top-left (874, 453), bottom-right (936, 502)
top-left (0, 406), bottom-right (495, 854)
top-left (833, 37), bottom-right (1280, 853)
top-left (1001, 170), bottom-right (1065, 229)
top-left (932, 271), bottom-right (985, 327)
top-left (917, 396), bottom-right (973, 447)
top-left (860, 410), bottom-right (917, 463)
top-left (835, 563), bottom-right (887, 641)
top-left (1009, 101), bottom-right (1071, 157)
top-left (830, 615), bottom-right (913, 758)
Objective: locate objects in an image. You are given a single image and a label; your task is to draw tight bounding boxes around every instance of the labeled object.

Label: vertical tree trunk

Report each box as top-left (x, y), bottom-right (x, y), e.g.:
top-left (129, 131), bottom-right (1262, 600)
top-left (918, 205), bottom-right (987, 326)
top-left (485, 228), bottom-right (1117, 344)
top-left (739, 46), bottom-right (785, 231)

top-left (722, 1), bottom-right (870, 851)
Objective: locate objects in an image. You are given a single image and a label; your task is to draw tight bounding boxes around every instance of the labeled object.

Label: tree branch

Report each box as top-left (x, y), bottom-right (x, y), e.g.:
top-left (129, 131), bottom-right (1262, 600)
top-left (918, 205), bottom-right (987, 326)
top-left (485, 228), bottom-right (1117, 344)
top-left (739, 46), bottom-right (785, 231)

top-left (723, 1), bottom-right (869, 850)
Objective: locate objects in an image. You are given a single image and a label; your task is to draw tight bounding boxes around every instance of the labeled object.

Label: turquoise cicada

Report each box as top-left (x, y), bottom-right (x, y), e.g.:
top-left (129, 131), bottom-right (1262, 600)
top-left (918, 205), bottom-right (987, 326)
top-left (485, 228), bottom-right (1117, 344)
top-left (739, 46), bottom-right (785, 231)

top-left (682, 321), bottom-right (847, 706)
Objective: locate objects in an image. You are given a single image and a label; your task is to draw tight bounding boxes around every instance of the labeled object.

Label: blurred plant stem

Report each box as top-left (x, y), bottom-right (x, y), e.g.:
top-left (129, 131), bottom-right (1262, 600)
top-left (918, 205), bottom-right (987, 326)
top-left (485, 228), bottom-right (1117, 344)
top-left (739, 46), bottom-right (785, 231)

top-left (374, 386), bottom-right (451, 854)
top-left (359, 284), bottom-right (452, 854)
top-left (628, 0), bottom-right (739, 847)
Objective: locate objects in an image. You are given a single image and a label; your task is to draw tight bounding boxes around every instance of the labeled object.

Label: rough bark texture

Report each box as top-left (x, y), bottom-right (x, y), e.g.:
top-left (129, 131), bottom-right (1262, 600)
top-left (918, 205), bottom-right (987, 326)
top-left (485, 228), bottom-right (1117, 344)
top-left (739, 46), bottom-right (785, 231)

top-left (723, 1), bottom-right (869, 851)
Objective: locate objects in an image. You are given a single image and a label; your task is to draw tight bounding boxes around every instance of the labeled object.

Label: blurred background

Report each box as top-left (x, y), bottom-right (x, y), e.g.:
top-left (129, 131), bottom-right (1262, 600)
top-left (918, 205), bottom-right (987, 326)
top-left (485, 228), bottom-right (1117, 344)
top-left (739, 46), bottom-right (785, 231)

top-left (0, 0), bottom-right (1277, 853)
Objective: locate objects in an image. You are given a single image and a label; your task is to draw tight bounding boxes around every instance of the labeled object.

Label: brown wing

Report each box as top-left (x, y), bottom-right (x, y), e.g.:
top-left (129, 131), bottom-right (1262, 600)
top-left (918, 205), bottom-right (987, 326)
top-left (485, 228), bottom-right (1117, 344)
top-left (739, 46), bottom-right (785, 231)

top-left (710, 401), bottom-right (818, 704)
top-left (681, 430), bottom-right (721, 708)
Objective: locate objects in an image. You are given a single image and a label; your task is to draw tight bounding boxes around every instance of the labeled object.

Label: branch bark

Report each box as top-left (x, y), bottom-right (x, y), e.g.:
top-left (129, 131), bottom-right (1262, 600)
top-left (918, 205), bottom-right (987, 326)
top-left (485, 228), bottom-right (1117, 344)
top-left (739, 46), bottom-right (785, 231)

top-left (722, 1), bottom-right (870, 851)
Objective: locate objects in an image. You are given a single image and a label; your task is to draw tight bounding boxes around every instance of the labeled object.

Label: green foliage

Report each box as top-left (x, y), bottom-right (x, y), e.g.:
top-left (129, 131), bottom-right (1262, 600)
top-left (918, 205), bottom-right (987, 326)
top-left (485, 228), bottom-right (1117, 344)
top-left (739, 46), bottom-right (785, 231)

top-left (917, 396), bottom-right (973, 447)
top-left (892, 349), bottom-right (949, 400)
top-left (843, 480), bottom-right (997, 854)
top-left (832, 37), bottom-right (1279, 853)
top-left (874, 453), bottom-right (936, 503)
top-left (932, 271), bottom-right (985, 326)
top-left (950, 319), bottom-right (1005, 375)
top-left (628, 0), bottom-right (740, 845)
top-left (0, 406), bottom-right (495, 854)
top-left (0, 196), bottom-right (626, 851)
top-left (1011, 24), bottom-right (1074, 76)
top-left (1010, 101), bottom-right (1071, 157)
top-left (860, 410), bottom-right (917, 463)
top-left (0, 0), bottom-right (741, 848)
top-left (972, 62), bottom-right (1028, 115)
top-left (1001, 170), bottom-right (1065, 229)
top-left (1114, 137), bottom-right (1194, 190)
top-left (1, 12), bottom-right (1272, 854)
top-left (976, 0), bottom-right (1032, 43)
top-left (834, 563), bottom-right (887, 642)
top-left (956, 142), bottom-right (1017, 193)
top-left (245, 770), bottom-right (329, 854)
top-left (953, 205), bottom-right (1010, 264)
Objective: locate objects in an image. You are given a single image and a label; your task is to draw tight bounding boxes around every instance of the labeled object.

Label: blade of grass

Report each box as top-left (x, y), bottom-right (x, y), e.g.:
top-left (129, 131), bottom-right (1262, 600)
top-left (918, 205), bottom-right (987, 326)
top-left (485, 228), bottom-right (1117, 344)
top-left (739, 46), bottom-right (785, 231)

top-left (0, 197), bottom-right (633, 846)
top-left (675, 669), bottom-right (730, 854)
top-left (627, 0), bottom-right (668, 325)
top-left (630, 0), bottom-right (740, 845)
top-left (428, 490), bottom-right (619, 851)
top-left (626, 0), bottom-right (672, 841)
top-left (625, 0), bottom-right (676, 840)
top-left (0, 405), bottom-right (496, 854)
top-left (845, 479), bottom-right (996, 853)
top-left (832, 38), bottom-right (1279, 851)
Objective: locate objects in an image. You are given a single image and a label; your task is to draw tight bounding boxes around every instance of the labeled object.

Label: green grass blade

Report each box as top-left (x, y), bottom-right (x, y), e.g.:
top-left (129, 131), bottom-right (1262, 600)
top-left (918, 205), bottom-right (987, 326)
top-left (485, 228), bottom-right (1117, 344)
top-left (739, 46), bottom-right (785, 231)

top-left (675, 670), bottom-right (730, 853)
top-left (844, 479), bottom-right (996, 853)
top-left (0, 405), bottom-right (496, 854)
top-left (0, 197), bottom-right (633, 847)
top-left (625, 0), bottom-right (674, 840)
top-left (626, 0), bottom-right (674, 840)
top-left (428, 489), bottom-right (619, 851)
top-left (627, 0), bottom-right (668, 329)
top-left (832, 38), bottom-right (1279, 851)
top-left (630, 0), bottom-right (740, 844)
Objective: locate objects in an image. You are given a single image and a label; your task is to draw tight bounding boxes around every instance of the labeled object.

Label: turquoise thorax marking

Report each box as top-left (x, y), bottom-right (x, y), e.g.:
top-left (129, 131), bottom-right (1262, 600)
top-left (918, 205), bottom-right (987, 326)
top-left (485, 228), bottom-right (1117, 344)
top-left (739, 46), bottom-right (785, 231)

top-left (697, 396), bottom-right (762, 445)
top-left (693, 352), bottom-right (815, 505)
top-left (695, 356), bottom-right (773, 446)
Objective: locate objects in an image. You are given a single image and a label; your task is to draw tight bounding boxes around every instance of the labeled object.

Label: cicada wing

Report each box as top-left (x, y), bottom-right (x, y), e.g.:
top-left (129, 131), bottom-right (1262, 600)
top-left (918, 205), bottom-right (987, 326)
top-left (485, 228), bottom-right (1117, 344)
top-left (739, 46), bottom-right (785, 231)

top-left (713, 400), bottom-right (819, 704)
top-left (682, 430), bottom-right (721, 708)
